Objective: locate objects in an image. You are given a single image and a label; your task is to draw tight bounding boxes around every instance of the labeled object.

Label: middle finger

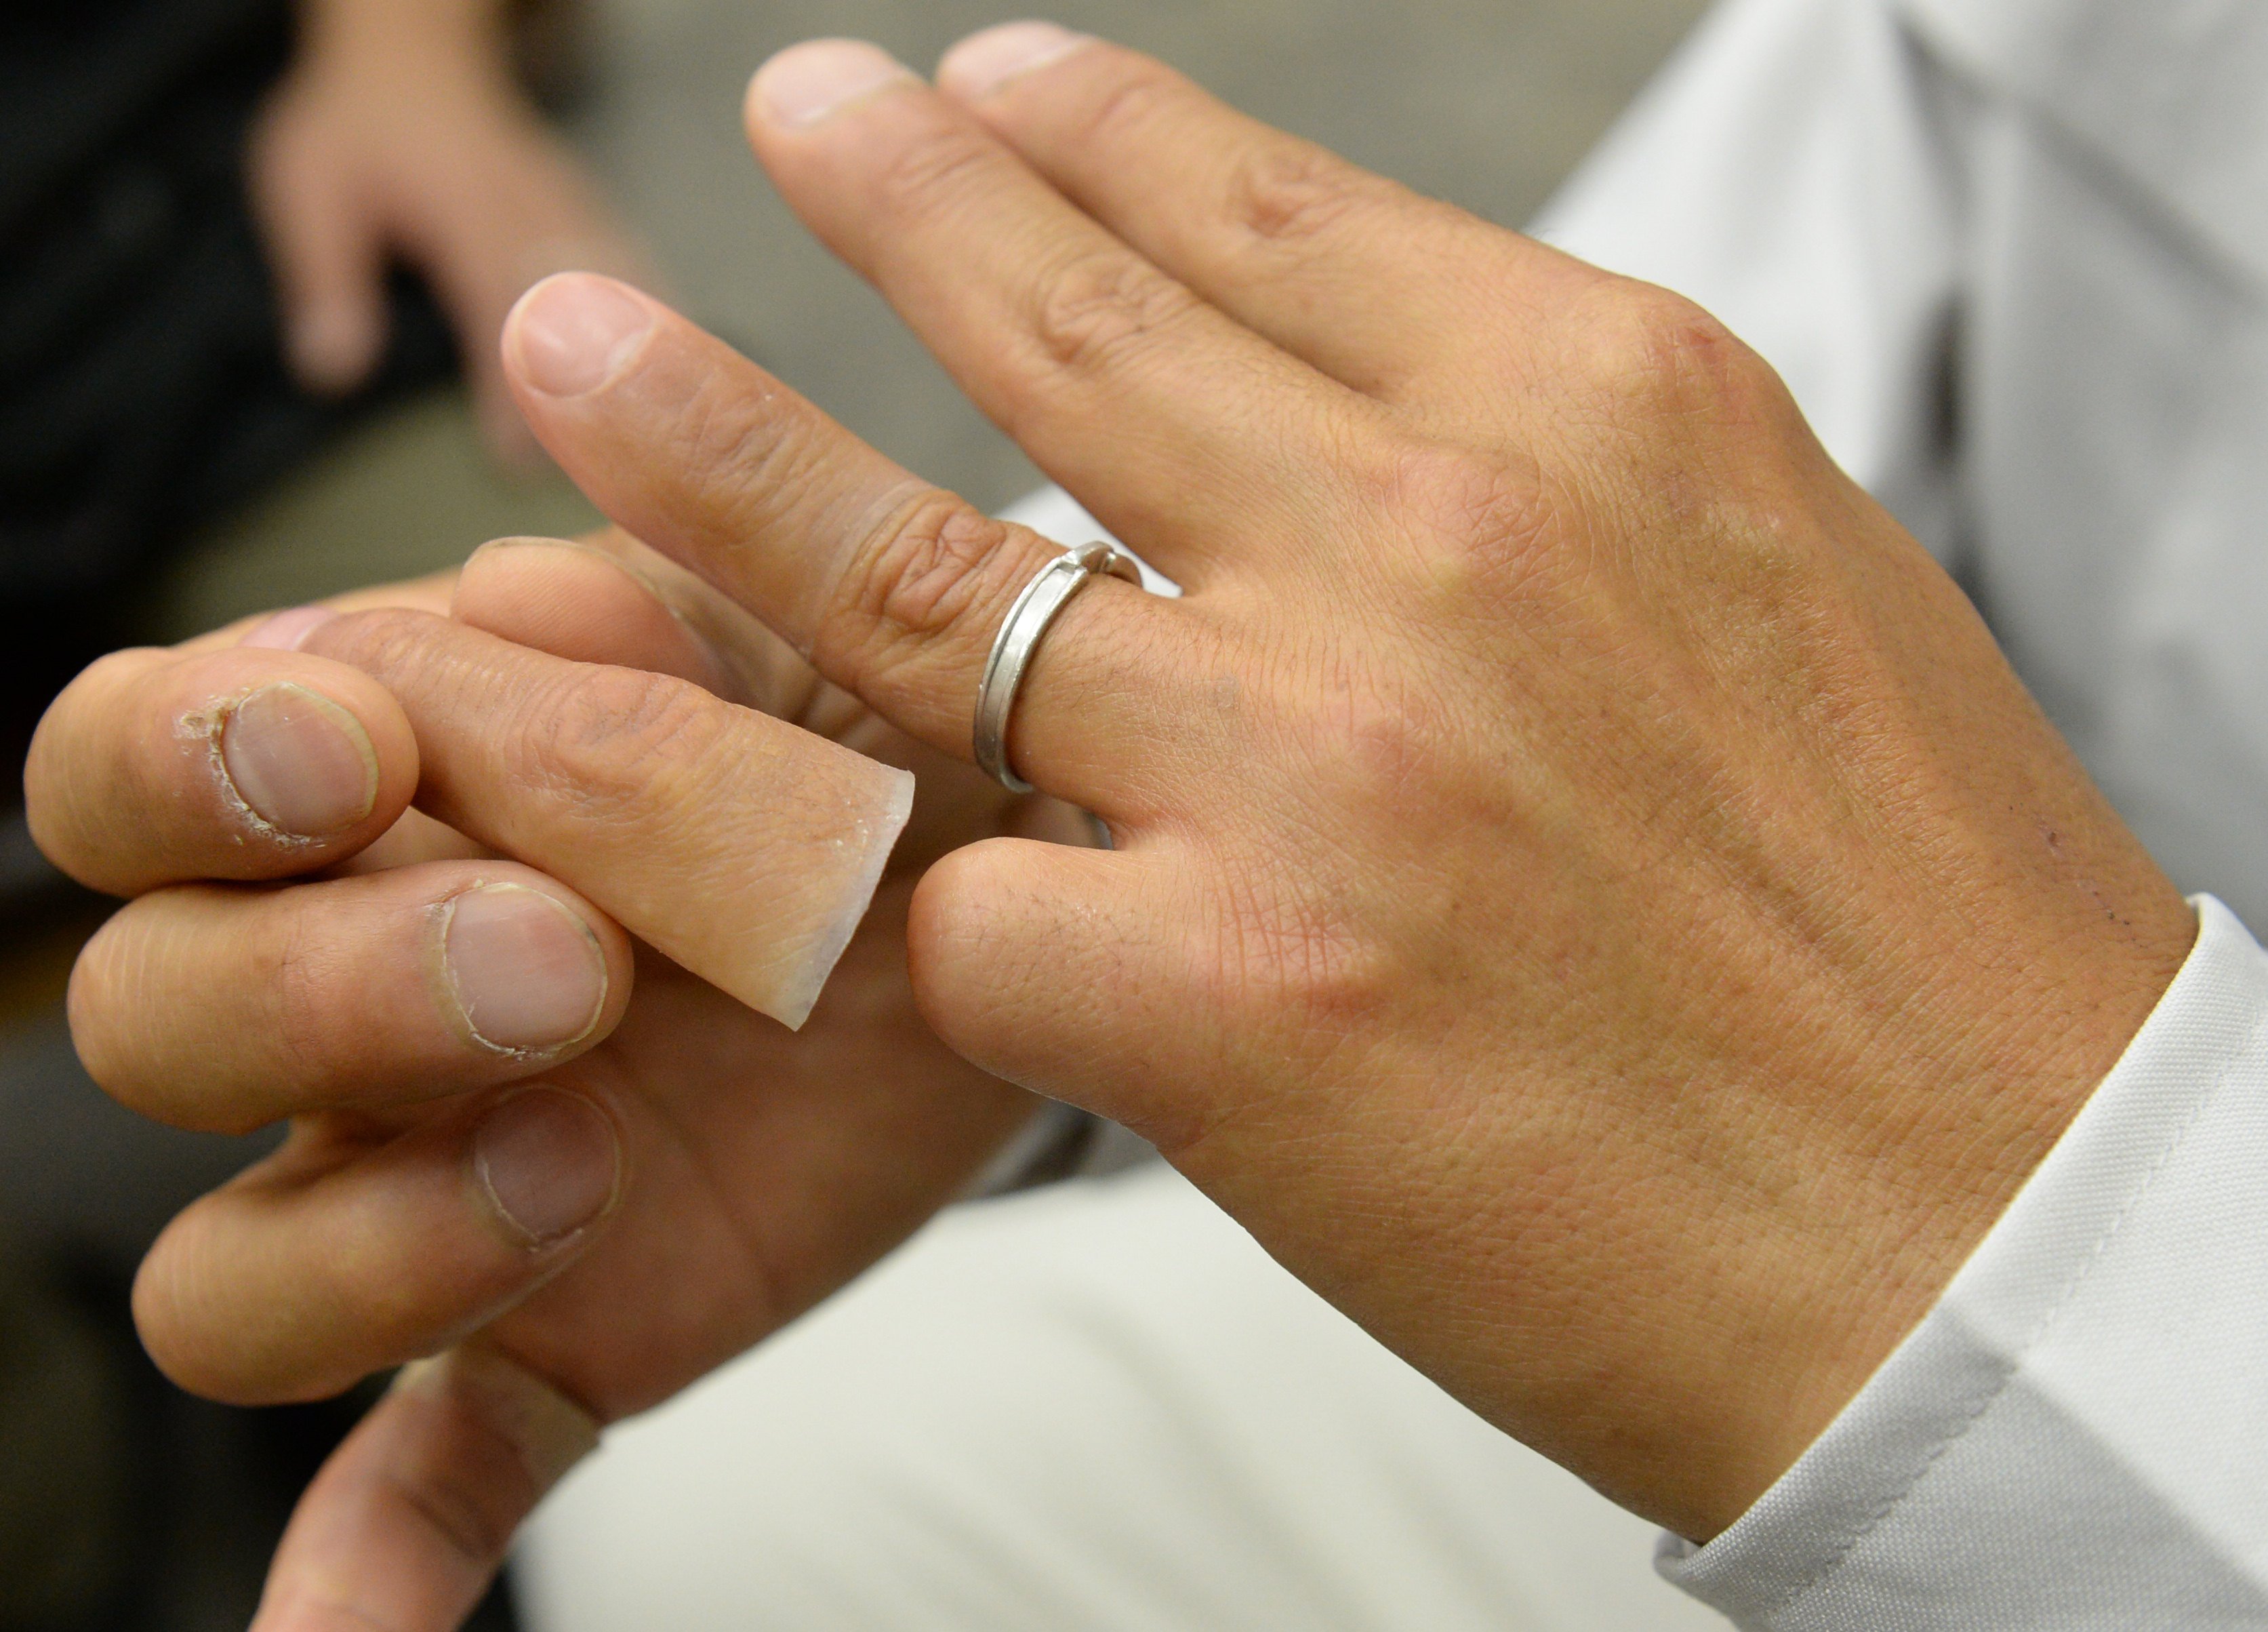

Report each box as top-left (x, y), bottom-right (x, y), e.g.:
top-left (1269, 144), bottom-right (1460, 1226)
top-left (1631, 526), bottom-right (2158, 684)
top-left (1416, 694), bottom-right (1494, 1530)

top-left (742, 39), bottom-right (1379, 578)
top-left (74, 862), bottom-right (632, 1133)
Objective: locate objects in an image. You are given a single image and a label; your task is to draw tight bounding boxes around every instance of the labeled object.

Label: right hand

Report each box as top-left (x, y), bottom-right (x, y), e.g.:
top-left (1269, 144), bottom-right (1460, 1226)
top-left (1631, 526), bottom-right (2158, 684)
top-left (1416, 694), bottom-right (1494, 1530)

top-left (24, 533), bottom-right (1064, 1631)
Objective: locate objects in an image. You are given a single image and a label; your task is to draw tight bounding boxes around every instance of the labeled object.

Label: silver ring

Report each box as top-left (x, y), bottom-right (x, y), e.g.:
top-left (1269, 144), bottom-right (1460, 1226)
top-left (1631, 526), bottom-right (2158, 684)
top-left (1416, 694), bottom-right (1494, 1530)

top-left (974, 543), bottom-right (1140, 793)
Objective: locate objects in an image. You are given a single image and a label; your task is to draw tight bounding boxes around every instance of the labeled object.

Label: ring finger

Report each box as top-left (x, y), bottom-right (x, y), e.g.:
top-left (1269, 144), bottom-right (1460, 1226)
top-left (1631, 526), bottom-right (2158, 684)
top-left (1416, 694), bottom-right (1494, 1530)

top-left (501, 277), bottom-right (1211, 820)
top-left (135, 1086), bottom-right (624, 1404)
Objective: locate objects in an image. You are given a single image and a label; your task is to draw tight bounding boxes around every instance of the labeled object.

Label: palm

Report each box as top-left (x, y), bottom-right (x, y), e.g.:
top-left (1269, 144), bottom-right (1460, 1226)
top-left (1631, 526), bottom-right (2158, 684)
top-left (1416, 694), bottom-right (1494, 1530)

top-left (472, 849), bottom-right (1030, 1422)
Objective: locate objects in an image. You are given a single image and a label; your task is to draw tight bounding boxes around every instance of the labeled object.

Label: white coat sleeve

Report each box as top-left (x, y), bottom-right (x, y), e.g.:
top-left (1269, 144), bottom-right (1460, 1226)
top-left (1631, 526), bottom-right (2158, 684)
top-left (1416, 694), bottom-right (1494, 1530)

top-left (1660, 898), bottom-right (2268, 1627)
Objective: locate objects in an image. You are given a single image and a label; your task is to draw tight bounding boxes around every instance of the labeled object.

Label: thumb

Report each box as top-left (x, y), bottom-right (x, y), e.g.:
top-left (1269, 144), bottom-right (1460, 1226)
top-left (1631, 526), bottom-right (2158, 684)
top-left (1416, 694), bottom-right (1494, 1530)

top-left (254, 142), bottom-right (390, 395)
top-left (251, 1348), bottom-right (597, 1632)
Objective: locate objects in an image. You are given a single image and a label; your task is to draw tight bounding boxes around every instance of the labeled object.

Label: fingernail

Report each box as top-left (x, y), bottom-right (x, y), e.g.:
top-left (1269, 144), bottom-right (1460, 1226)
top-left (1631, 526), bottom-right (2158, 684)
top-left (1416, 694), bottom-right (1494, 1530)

top-left (754, 39), bottom-right (916, 127)
top-left (239, 605), bottom-right (338, 652)
top-left (218, 683), bottom-right (378, 837)
top-left (938, 22), bottom-right (1090, 99)
top-left (443, 883), bottom-right (609, 1052)
top-left (509, 274), bottom-right (654, 398)
top-left (473, 1088), bottom-right (620, 1247)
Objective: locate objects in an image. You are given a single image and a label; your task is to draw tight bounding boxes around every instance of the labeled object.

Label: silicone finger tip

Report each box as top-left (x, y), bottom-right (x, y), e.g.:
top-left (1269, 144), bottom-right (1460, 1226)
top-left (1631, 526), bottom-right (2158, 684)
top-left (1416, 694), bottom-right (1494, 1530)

top-left (754, 763), bottom-right (916, 1029)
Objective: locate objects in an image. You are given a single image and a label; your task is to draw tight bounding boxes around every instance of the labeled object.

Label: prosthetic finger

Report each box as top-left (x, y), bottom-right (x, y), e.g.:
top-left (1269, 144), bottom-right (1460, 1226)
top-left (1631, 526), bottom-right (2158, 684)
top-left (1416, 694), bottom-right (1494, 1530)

top-left (300, 610), bottom-right (914, 1028)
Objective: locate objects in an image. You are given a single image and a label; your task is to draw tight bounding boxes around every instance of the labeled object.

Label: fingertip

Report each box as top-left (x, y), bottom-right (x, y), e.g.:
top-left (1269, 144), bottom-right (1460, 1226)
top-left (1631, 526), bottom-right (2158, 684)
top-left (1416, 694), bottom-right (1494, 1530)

top-left (470, 1086), bottom-right (624, 1248)
top-left (746, 39), bottom-right (918, 134)
top-left (132, 1094), bottom-right (624, 1406)
top-left (935, 21), bottom-right (1093, 102)
top-left (27, 647), bottom-right (421, 893)
top-left (215, 662), bottom-right (422, 850)
top-left (441, 881), bottom-right (620, 1058)
top-left (218, 681), bottom-right (382, 839)
top-left (503, 272), bottom-right (657, 402)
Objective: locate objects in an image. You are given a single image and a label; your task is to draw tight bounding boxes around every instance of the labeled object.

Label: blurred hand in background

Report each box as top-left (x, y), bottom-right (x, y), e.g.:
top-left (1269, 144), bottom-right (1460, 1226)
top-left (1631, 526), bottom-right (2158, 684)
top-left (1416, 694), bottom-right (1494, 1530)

top-left (250, 0), bottom-right (646, 464)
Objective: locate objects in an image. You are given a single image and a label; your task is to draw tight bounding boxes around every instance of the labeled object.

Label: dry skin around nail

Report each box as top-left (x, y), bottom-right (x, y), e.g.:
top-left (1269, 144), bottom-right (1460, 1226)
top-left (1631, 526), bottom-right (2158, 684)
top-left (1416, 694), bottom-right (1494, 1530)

top-left (182, 684), bottom-right (378, 848)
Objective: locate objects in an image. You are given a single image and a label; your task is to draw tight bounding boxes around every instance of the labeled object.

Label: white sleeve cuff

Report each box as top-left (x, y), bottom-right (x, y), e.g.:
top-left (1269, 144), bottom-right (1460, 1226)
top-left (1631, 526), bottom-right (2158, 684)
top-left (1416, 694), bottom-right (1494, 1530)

top-left (1659, 895), bottom-right (2268, 1627)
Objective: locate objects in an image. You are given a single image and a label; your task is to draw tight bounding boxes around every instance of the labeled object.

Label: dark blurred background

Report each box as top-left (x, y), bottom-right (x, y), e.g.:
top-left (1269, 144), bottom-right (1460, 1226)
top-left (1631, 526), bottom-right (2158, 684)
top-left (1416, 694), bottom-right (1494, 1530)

top-left (0, 1), bottom-right (1705, 1626)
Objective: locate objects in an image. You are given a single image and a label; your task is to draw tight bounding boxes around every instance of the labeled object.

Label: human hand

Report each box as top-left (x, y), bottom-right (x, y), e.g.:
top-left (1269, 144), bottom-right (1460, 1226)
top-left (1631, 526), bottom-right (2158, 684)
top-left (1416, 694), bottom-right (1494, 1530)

top-left (26, 536), bottom-right (1053, 1629)
top-left (477, 25), bottom-right (2194, 1545)
top-left (249, 0), bottom-right (645, 461)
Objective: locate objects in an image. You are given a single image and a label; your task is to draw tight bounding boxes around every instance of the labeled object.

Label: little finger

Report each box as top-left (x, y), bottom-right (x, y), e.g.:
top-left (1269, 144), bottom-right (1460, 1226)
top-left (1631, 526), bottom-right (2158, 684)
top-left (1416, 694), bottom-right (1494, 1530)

top-left (301, 610), bottom-right (915, 1027)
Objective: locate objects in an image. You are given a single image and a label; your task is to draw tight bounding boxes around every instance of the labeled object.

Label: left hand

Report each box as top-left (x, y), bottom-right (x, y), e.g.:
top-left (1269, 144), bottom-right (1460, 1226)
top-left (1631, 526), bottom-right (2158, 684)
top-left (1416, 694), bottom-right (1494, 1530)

top-left (249, 0), bottom-right (645, 462)
top-left (29, 537), bottom-right (1068, 1631)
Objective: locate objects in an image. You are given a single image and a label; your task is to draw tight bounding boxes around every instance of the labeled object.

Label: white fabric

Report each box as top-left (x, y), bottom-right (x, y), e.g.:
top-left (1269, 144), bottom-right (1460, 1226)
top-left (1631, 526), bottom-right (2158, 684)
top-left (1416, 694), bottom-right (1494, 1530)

top-left (1538, 0), bottom-right (2268, 931)
top-left (516, 1163), bottom-right (1725, 1632)
top-left (518, 0), bottom-right (2268, 1624)
top-left (1663, 898), bottom-right (2268, 1625)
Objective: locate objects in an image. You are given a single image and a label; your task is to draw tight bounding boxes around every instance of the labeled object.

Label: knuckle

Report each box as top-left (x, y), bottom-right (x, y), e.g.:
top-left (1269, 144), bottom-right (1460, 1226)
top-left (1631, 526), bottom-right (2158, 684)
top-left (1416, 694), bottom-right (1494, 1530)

top-left (1577, 281), bottom-right (1773, 420)
top-left (1067, 62), bottom-right (1182, 159)
top-left (661, 380), bottom-right (820, 535)
top-left (870, 125), bottom-right (1002, 226)
top-left (1359, 435), bottom-right (1562, 586)
top-left (521, 666), bottom-right (730, 820)
top-left (828, 494), bottom-right (1030, 678)
top-left (1226, 142), bottom-right (1373, 249)
top-left (1028, 247), bottom-right (1199, 376)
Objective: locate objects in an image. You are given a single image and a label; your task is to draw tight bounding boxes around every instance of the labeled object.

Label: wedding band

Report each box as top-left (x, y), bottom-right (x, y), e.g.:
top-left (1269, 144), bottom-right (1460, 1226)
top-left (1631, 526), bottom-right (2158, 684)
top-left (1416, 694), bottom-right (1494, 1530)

top-left (974, 543), bottom-right (1140, 793)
